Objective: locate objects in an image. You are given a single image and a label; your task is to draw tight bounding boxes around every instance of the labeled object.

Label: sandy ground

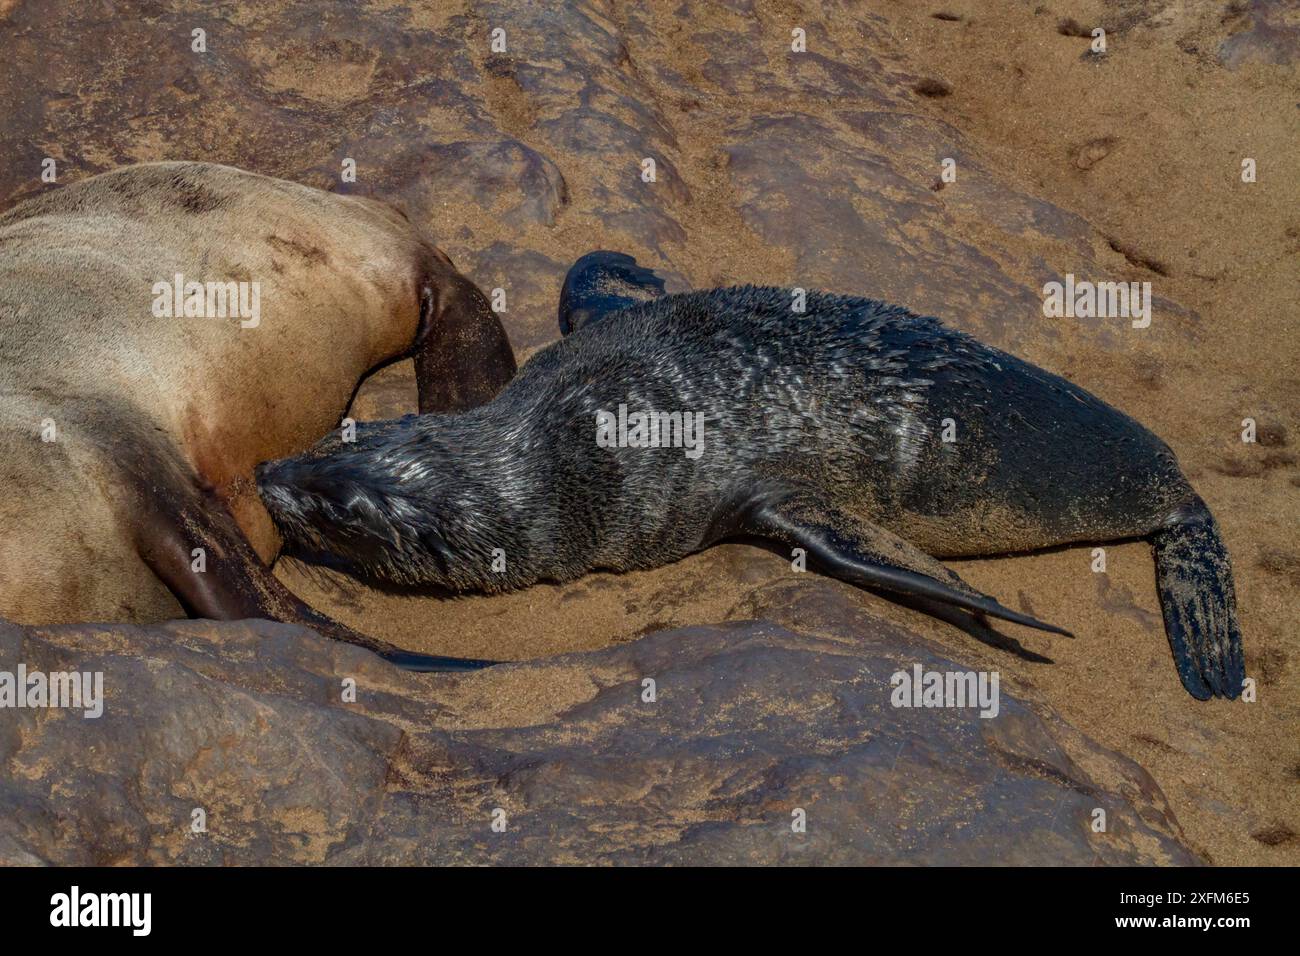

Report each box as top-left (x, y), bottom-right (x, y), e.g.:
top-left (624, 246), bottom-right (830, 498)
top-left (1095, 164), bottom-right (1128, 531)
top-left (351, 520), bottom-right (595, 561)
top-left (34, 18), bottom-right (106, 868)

top-left (282, 1), bottom-right (1298, 866)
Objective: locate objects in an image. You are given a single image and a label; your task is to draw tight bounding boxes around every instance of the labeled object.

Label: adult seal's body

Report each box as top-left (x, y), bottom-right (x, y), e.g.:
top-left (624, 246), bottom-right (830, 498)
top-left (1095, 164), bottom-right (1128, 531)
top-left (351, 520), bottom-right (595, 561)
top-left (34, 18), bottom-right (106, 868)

top-left (257, 251), bottom-right (1245, 699)
top-left (0, 162), bottom-right (515, 670)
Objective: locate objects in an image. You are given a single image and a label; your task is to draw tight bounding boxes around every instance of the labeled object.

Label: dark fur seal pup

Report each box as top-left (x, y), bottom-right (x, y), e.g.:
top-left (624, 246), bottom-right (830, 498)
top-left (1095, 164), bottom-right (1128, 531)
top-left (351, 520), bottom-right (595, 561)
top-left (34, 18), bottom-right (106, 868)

top-left (257, 251), bottom-right (1245, 699)
top-left (0, 162), bottom-right (516, 671)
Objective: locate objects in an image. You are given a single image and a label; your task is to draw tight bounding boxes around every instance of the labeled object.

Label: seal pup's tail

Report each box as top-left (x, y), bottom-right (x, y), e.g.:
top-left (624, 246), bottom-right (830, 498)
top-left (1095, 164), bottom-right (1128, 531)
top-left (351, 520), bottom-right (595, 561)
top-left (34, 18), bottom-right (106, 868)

top-left (1151, 497), bottom-right (1245, 700)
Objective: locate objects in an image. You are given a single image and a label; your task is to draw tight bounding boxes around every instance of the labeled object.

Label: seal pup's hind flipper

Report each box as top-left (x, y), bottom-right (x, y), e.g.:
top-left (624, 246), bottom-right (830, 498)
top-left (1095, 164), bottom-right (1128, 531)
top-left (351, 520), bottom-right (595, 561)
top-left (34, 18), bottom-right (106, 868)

top-left (1151, 497), bottom-right (1246, 700)
top-left (559, 250), bottom-right (668, 335)
top-left (728, 489), bottom-right (1073, 637)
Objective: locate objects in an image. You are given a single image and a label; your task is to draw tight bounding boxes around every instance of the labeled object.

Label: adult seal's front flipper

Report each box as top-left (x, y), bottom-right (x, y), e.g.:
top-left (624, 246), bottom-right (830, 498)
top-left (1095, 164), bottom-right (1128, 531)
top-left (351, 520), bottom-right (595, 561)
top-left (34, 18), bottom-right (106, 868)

top-left (415, 270), bottom-right (517, 415)
top-left (379, 649), bottom-right (498, 673)
top-left (558, 250), bottom-right (668, 335)
top-left (727, 487), bottom-right (1073, 637)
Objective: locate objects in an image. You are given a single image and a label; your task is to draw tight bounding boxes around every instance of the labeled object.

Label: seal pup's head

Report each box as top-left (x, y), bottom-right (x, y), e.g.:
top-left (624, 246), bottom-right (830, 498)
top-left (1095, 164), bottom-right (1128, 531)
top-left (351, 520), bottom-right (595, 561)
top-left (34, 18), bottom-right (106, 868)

top-left (255, 415), bottom-right (514, 591)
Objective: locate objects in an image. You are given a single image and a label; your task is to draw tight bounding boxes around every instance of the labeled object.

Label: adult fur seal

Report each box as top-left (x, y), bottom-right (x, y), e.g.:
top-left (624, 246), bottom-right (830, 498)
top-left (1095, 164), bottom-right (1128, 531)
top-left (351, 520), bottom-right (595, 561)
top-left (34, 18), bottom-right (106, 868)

top-left (0, 161), bottom-right (515, 671)
top-left (257, 250), bottom-right (1245, 699)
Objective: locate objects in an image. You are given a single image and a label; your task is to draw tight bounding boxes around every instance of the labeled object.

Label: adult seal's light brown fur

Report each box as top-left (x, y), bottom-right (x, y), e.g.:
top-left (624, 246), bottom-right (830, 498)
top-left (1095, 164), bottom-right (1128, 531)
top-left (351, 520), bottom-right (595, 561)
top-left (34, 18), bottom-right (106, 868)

top-left (0, 162), bottom-right (514, 670)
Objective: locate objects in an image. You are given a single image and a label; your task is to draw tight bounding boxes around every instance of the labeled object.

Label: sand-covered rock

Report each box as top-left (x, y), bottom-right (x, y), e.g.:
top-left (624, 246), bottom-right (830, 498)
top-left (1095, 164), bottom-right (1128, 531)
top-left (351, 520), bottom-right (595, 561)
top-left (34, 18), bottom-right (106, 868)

top-left (0, 584), bottom-right (1198, 865)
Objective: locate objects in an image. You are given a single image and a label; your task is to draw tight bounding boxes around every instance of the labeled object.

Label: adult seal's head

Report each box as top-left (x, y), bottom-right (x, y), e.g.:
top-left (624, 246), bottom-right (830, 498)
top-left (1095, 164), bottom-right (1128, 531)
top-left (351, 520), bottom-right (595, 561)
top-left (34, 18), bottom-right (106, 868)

top-left (259, 250), bottom-right (1245, 700)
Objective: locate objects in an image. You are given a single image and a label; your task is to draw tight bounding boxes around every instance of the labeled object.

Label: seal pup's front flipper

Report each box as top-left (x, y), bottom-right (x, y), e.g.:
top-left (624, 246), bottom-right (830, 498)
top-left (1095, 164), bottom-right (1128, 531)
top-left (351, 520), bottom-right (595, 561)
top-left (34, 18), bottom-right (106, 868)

top-left (558, 250), bottom-right (668, 335)
top-left (130, 464), bottom-right (497, 673)
top-left (726, 488), bottom-right (1073, 637)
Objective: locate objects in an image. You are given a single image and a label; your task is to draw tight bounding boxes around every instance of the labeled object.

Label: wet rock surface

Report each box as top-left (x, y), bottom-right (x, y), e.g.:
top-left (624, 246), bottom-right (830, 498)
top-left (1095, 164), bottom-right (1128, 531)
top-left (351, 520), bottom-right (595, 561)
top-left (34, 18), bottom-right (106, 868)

top-left (0, 582), bottom-right (1198, 866)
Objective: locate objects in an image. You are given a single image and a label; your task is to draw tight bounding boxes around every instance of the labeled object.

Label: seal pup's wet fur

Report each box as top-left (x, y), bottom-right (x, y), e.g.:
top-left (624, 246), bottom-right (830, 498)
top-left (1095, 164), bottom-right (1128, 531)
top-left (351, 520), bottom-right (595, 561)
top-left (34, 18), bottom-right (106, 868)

top-left (258, 251), bottom-right (1245, 699)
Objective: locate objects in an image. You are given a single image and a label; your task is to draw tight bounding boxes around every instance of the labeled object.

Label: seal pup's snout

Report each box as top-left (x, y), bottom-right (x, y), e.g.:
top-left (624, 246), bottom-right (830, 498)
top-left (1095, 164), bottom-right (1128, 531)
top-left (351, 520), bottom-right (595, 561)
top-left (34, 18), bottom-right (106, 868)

top-left (254, 455), bottom-right (320, 556)
top-left (254, 453), bottom-right (363, 554)
top-left (254, 439), bottom-right (432, 584)
top-left (253, 458), bottom-right (284, 500)
top-left (254, 457), bottom-right (304, 517)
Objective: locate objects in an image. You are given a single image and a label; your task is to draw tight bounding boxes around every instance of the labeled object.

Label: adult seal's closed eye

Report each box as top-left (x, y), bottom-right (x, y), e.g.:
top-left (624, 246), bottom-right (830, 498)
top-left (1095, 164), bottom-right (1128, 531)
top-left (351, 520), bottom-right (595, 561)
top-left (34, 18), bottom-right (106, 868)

top-left (257, 250), bottom-right (1246, 700)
